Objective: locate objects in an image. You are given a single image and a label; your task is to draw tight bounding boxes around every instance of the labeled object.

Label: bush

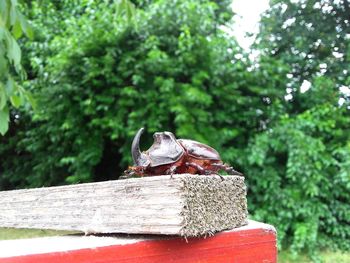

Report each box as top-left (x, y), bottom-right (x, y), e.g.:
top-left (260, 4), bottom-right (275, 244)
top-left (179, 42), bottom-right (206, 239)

top-left (1, 0), bottom-right (265, 186)
top-left (246, 102), bottom-right (350, 252)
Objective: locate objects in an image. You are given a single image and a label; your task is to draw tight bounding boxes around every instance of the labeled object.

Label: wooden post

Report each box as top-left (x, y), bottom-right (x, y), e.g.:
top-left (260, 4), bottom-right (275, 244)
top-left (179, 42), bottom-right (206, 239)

top-left (0, 174), bottom-right (247, 237)
top-left (0, 220), bottom-right (277, 263)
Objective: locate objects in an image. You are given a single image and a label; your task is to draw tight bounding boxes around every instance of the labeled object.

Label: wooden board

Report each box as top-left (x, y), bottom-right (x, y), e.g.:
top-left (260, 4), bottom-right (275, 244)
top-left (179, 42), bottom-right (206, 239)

top-left (0, 174), bottom-right (247, 237)
top-left (0, 220), bottom-right (277, 263)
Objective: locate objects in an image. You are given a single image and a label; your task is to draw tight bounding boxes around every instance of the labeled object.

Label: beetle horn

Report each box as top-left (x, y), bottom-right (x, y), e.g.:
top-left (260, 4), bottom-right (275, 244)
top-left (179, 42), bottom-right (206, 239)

top-left (131, 127), bottom-right (145, 166)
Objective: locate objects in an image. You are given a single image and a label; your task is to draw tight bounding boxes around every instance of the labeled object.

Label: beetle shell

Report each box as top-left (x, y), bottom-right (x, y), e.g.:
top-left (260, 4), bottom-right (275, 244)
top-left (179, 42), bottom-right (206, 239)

top-left (177, 139), bottom-right (220, 160)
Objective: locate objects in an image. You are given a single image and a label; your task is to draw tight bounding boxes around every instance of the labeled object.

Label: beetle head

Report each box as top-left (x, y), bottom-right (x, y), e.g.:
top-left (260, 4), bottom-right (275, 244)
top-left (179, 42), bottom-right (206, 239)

top-left (152, 131), bottom-right (176, 143)
top-left (131, 128), bottom-right (150, 167)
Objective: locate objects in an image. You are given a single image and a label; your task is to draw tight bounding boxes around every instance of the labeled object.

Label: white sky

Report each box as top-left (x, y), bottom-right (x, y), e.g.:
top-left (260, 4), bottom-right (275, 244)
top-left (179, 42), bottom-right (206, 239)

top-left (231, 0), bottom-right (270, 50)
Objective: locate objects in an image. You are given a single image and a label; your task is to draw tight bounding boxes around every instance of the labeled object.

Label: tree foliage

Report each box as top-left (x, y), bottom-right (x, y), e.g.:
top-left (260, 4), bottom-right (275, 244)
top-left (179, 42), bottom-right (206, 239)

top-left (257, 0), bottom-right (350, 111)
top-left (0, 0), bottom-right (34, 135)
top-left (0, 0), bottom-right (266, 186)
top-left (247, 0), bottom-right (350, 255)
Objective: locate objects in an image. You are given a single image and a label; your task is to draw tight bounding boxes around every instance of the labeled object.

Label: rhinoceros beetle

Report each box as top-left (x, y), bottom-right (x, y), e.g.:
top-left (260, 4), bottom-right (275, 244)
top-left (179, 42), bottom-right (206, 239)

top-left (123, 128), bottom-right (243, 177)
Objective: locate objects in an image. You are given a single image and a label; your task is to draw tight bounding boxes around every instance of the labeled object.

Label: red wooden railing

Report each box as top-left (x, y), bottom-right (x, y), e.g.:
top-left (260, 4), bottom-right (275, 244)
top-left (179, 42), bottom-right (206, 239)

top-left (0, 220), bottom-right (277, 263)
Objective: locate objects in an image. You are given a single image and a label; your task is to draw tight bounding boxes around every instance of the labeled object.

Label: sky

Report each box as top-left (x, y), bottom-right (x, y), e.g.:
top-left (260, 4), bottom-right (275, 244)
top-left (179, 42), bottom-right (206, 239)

top-left (231, 0), bottom-right (270, 50)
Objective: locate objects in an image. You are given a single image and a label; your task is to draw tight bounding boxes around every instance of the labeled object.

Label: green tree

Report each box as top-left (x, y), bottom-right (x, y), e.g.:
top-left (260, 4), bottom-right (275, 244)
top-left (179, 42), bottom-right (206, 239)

top-left (1, 0), bottom-right (269, 188)
top-left (0, 0), bottom-right (136, 136)
top-left (0, 0), bottom-right (34, 135)
top-left (245, 0), bottom-right (350, 255)
top-left (257, 0), bottom-right (350, 112)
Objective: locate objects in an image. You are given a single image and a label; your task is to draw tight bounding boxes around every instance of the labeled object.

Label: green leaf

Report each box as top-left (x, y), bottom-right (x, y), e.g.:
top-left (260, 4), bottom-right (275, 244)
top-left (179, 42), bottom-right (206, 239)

top-left (5, 77), bottom-right (15, 96)
top-left (10, 0), bottom-right (18, 6)
top-left (12, 19), bottom-right (22, 39)
top-left (0, 83), bottom-right (7, 110)
top-left (0, 35), bottom-right (7, 73)
top-left (11, 37), bottom-right (21, 67)
top-left (5, 32), bottom-right (22, 72)
top-left (0, 105), bottom-right (9, 135)
top-left (10, 94), bottom-right (21, 108)
top-left (18, 12), bottom-right (33, 39)
top-left (0, 0), bottom-right (9, 26)
top-left (9, 1), bottom-right (17, 26)
top-left (24, 90), bottom-right (37, 110)
top-left (126, 1), bottom-right (135, 20)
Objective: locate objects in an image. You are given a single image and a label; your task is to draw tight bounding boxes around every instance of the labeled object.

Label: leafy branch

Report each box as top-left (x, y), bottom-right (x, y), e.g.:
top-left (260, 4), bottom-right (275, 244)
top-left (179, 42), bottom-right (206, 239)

top-left (0, 0), bottom-right (35, 135)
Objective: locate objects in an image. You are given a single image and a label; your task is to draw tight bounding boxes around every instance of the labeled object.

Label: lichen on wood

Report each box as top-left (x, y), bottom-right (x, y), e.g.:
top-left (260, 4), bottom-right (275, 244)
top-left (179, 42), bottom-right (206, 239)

top-left (180, 175), bottom-right (247, 237)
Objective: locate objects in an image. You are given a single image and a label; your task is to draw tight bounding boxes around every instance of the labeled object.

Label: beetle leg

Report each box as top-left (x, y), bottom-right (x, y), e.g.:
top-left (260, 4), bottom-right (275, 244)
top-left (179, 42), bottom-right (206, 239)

top-left (186, 162), bottom-right (224, 181)
top-left (120, 169), bottom-right (133, 179)
top-left (166, 165), bottom-right (177, 179)
top-left (185, 162), bottom-right (206, 174)
top-left (212, 163), bottom-right (243, 176)
top-left (185, 162), bottom-right (217, 176)
top-left (211, 171), bottom-right (225, 181)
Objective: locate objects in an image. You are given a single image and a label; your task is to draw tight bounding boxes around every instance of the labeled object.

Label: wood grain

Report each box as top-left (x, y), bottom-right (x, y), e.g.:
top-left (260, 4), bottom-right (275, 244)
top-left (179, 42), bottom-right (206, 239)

top-left (0, 174), bottom-right (247, 237)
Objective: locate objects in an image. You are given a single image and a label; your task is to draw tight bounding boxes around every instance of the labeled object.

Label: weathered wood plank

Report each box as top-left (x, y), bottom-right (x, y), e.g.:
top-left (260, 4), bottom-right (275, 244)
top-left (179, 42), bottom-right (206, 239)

top-left (0, 174), bottom-right (247, 237)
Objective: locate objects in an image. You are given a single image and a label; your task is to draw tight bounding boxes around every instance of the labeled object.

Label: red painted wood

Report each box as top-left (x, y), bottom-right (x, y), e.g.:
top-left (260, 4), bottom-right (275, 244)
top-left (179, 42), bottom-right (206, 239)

top-left (0, 227), bottom-right (277, 263)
